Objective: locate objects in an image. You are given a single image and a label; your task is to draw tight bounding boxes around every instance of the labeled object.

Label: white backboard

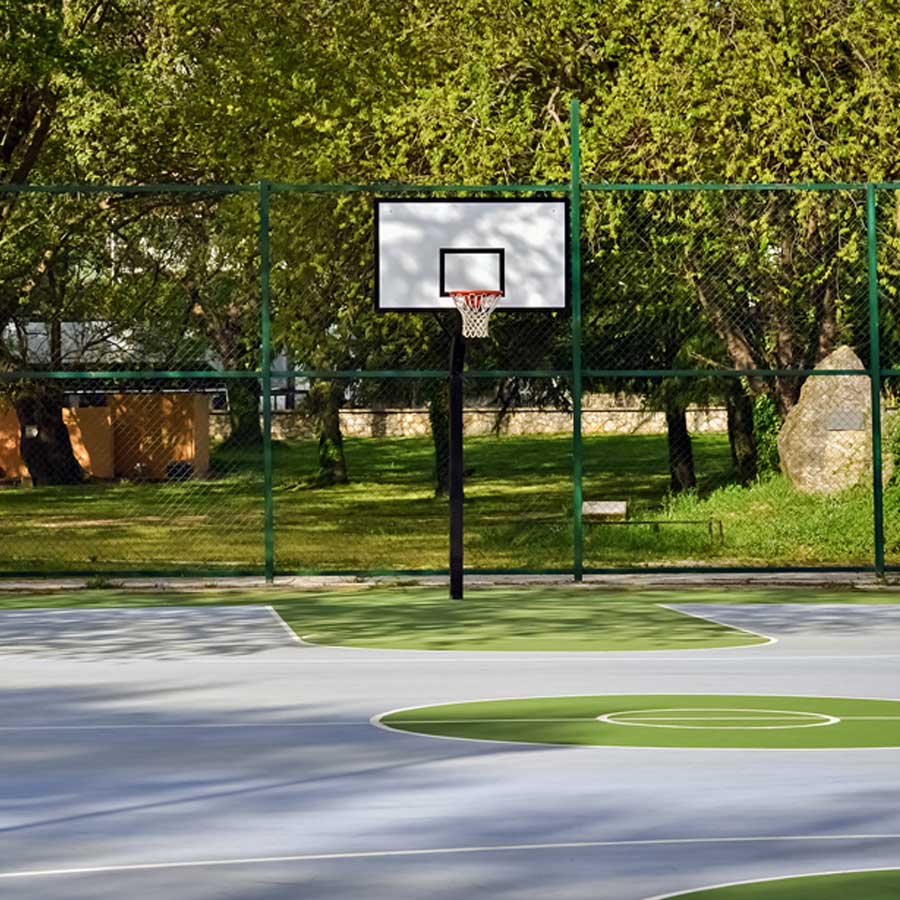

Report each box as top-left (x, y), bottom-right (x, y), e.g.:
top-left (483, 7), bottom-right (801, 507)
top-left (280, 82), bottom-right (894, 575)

top-left (375, 199), bottom-right (569, 312)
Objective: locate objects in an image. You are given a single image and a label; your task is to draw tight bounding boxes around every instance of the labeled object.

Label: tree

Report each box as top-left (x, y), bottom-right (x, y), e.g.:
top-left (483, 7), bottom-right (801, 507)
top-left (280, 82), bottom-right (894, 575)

top-left (164, 200), bottom-right (265, 447)
top-left (582, 190), bottom-right (727, 491)
top-left (587, 0), bottom-right (900, 416)
top-left (12, 0), bottom-right (900, 490)
top-left (0, 1), bottom-right (218, 482)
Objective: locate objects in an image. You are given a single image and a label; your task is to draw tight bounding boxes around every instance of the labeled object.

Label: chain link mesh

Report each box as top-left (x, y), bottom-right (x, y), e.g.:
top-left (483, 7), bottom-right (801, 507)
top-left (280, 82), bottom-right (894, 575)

top-left (579, 374), bottom-right (875, 569)
top-left (271, 377), bottom-right (448, 572)
top-left (0, 184), bottom-right (892, 575)
top-left (876, 188), bottom-right (900, 568)
top-left (582, 189), bottom-right (869, 373)
top-left (0, 376), bottom-right (262, 573)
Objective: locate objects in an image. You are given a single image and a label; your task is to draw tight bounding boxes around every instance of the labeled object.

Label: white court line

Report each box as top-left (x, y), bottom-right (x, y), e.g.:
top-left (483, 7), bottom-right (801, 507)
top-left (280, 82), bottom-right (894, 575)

top-left (0, 652), bottom-right (898, 663)
top-left (0, 722), bottom-right (371, 732)
top-left (595, 707), bottom-right (839, 731)
top-left (4, 833), bottom-right (900, 881)
top-left (640, 865), bottom-right (900, 900)
top-left (387, 717), bottom-right (825, 723)
top-left (382, 716), bottom-right (900, 724)
top-left (657, 604), bottom-right (778, 647)
top-left (0, 608), bottom-right (204, 615)
top-left (264, 606), bottom-right (310, 646)
top-left (0, 606), bottom-right (280, 616)
top-left (388, 717), bottom-right (594, 723)
top-left (598, 716), bottom-right (825, 721)
top-left (3, 715), bottom-right (900, 733)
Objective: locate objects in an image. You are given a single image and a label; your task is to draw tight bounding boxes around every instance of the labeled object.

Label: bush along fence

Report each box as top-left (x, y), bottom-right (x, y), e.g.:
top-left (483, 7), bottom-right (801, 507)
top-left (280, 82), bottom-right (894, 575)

top-left (4, 102), bottom-right (900, 580)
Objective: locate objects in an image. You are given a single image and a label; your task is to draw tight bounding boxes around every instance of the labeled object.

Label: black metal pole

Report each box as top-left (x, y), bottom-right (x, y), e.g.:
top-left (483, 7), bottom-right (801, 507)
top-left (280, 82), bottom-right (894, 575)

top-left (449, 330), bottom-right (466, 600)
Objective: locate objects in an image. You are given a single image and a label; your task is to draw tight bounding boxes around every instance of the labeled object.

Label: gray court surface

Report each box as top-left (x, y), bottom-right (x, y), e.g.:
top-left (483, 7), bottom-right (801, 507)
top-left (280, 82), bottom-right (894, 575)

top-left (1, 602), bottom-right (899, 899)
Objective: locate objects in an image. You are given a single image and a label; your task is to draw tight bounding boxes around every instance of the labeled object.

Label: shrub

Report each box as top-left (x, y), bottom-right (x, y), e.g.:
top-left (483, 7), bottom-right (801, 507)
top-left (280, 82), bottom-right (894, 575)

top-left (753, 394), bottom-right (781, 479)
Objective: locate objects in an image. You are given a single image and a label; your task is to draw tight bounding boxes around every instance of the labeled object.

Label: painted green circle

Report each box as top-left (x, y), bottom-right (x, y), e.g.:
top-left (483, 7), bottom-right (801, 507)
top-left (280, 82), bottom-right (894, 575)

top-left (379, 695), bottom-right (900, 749)
top-left (661, 868), bottom-right (900, 898)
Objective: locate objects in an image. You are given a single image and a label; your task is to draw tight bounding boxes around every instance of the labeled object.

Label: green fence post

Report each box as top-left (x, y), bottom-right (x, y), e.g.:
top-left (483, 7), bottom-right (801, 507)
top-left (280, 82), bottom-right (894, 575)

top-left (259, 179), bottom-right (275, 583)
top-left (866, 183), bottom-right (885, 576)
top-left (570, 99), bottom-right (584, 582)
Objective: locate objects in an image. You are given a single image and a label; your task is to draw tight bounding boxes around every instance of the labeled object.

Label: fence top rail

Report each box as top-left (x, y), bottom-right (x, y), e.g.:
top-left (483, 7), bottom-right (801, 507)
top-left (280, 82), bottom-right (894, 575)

top-left (5, 181), bottom-right (900, 196)
top-left (0, 183), bottom-right (258, 195)
top-left (268, 182), bottom-right (570, 194)
top-left (0, 367), bottom-right (887, 382)
top-left (0, 369), bottom-right (261, 381)
top-left (0, 181), bottom-right (569, 195)
top-left (582, 181), bottom-right (898, 192)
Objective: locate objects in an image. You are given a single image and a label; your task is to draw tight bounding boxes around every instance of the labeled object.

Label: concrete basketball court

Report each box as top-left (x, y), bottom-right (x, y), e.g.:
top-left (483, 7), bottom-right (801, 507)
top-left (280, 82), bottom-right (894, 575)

top-left (1, 600), bottom-right (899, 898)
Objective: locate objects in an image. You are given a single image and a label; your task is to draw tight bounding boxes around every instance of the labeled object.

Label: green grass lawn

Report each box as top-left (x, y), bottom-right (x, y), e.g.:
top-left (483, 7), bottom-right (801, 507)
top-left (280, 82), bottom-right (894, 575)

top-left (0, 585), bottom-right (897, 650)
top-left (663, 869), bottom-right (900, 899)
top-left (0, 431), bottom-right (892, 573)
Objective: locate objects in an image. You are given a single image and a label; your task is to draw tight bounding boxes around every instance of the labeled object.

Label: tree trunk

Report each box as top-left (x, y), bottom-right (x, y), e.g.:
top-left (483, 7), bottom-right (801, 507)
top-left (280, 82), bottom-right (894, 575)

top-left (665, 406), bottom-right (696, 493)
top-left (427, 382), bottom-right (450, 496)
top-left (223, 379), bottom-right (262, 447)
top-left (187, 282), bottom-right (263, 447)
top-left (15, 388), bottom-right (83, 485)
top-left (725, 380), bottom-right (757, 485)
top-left (309, 381), bottom-right (347, 485)
top-left (771, 376), bottom-right (802, 419)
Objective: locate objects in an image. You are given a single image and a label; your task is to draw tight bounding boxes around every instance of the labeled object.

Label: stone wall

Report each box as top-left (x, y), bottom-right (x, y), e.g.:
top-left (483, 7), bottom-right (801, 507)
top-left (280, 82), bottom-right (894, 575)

top-left (210, 393), bottom-right (728, 441)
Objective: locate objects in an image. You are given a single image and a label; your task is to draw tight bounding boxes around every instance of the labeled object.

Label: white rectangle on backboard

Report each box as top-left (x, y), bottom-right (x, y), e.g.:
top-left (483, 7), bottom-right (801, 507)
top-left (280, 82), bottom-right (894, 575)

top-left (375, 199), bottom-right (569, 312)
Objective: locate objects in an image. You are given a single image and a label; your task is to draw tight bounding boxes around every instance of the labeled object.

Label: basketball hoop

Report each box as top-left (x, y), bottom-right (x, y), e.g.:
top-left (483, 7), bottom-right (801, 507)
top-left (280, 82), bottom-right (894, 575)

top-left (449, 290), bottom-right (503, 338)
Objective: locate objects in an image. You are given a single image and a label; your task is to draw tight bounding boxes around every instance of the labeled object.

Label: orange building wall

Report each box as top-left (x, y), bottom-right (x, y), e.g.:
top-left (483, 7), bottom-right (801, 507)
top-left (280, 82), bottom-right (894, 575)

top-left (109, 393), bottom-right (209, 480)
top-left (0, 406), bottom-right (114, 480)
top-left (0, 408), bottom-right (23, 479)
top-left (0, 394), bottom-right (209, 482)
top-left (192, 394), bottom-right (210, 476)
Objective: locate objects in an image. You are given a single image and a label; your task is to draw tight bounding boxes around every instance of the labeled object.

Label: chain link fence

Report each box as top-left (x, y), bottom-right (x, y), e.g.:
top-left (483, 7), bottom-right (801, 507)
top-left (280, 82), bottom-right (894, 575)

top-left (0, 178), bottom-right (895, 578)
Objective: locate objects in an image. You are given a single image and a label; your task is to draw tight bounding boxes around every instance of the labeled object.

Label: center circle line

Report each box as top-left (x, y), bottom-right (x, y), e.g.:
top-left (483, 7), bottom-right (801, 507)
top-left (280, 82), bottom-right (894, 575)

top-left (596, 707), bottom-right (841, 730)
top-left (604, 716), bottom-right (823, 721)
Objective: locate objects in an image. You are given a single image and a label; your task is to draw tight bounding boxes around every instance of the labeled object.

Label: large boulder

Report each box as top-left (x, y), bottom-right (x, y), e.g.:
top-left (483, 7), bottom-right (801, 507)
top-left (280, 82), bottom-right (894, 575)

top-left (778, 346), bottom-right (888, 495)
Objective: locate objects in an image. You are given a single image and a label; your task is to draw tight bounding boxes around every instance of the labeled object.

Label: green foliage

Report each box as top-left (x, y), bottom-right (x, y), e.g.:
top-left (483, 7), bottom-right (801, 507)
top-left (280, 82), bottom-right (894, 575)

top-left (1, 2), bottom-right (245, 376)
top-left (6, 0), bottom-right (900, 381)
top-left (883, 410), bottom-right (900, 482)
top-left (4, 2), bottom-right (900, 536)
top-left (752, 394), bottom-right (782, 478)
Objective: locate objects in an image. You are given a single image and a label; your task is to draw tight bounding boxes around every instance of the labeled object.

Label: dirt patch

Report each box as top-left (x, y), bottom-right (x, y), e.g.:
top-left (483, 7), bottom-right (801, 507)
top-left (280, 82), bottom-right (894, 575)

top-left (34, 516), bottom-right (210, 529)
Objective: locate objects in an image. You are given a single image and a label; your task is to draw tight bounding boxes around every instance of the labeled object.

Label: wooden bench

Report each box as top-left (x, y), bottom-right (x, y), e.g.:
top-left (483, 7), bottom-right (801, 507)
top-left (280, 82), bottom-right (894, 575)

top-left (581, 501), bottom-right (724, 545)
top-left (581, 500), bottom-right (627, 521)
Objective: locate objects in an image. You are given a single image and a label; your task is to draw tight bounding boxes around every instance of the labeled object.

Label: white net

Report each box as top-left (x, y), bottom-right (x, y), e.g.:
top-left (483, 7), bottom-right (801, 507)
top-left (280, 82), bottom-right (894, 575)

top-left (450, 291), bottom-right (503, 338)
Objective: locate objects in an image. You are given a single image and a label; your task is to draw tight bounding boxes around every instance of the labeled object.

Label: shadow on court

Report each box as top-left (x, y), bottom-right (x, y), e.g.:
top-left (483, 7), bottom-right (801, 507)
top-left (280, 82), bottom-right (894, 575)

top-left (1, 641), bottom-right (900, 898)
top-left (0, 607), bottom-right (300, 658)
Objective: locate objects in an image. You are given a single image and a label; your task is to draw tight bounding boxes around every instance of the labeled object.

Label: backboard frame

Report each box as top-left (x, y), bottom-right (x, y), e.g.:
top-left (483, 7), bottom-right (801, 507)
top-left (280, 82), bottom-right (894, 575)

top-left (373, 196), bottom-right (571, 315)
